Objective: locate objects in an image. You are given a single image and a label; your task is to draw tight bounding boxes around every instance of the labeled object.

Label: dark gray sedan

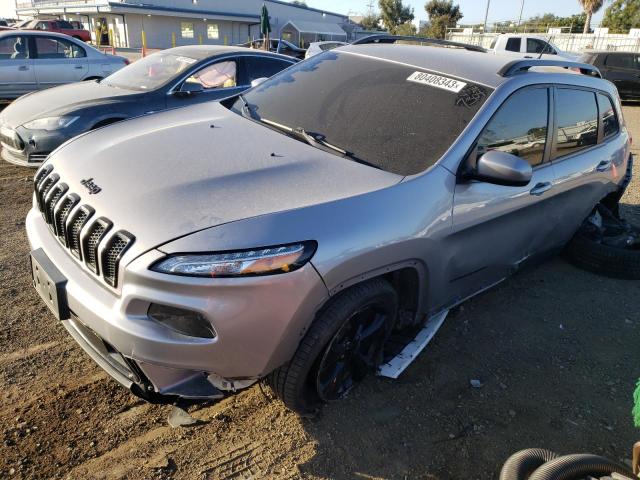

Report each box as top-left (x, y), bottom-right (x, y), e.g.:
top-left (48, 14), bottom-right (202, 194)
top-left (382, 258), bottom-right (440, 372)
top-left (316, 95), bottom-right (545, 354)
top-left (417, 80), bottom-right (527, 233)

top-left (0, 45), bottom-right (297, 167)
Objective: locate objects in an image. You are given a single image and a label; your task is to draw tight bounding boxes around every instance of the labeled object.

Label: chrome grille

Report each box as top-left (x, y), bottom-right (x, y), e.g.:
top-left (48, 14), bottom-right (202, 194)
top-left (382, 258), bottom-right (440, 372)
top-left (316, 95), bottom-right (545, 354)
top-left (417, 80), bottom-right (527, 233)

top-left (33, 168), bottom-right (134, 288)
top-left (102, 232), bottom-right (134, 287)
top-left (54, 194), bottom-right (79, 244)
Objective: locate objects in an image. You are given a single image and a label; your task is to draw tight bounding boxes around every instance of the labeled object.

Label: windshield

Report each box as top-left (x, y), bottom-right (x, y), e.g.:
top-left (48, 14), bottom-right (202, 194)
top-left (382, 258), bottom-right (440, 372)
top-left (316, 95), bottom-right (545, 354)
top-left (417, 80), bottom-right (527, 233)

top-left (231, 50), bottom-right (492, 175)
top-left (104, 52), bottom-right (198, 91)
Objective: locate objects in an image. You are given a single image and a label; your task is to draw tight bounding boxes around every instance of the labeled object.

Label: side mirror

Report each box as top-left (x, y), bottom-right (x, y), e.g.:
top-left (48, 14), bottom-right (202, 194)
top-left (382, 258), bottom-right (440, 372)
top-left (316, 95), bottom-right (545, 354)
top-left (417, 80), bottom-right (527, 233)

top-left (251, 77), bottom-right (269, 88)
top-left (474, 150), bottom-right (532, 187)
top-left (176, 81), bottom-right (204, 96)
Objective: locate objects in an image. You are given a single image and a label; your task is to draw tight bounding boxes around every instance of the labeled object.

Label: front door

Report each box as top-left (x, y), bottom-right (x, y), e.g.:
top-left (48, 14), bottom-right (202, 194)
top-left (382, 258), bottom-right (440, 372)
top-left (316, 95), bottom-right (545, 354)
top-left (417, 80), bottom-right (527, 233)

top-left (166, 59), bottom-right (246, 108)
top-left (0, 35), bottom-right (36, 98)
top-left (447, 86), bottom-right (559, 304)
top-left (33, 35), bottom-right (88, 89)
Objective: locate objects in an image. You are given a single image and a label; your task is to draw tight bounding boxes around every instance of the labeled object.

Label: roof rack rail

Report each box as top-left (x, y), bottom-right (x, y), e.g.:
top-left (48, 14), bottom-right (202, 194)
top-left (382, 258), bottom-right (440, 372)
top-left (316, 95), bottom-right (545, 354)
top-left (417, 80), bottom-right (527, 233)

top-left (351, 34), bottom-right (487, 53)
top-left (498, 59), bottom-right (602, 78)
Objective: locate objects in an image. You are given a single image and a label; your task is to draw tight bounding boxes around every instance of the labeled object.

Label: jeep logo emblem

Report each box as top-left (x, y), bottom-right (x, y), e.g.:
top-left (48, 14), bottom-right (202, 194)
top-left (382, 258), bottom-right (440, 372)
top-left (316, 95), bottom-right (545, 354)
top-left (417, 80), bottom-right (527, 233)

top-left (80, 178), bottom-right (101, 195)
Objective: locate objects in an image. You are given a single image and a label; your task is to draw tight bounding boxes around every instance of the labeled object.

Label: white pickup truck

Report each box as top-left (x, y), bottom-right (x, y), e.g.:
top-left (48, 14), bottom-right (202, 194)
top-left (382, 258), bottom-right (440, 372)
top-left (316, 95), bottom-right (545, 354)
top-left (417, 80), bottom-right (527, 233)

top-left (489, 34), bottom-right (579, 61)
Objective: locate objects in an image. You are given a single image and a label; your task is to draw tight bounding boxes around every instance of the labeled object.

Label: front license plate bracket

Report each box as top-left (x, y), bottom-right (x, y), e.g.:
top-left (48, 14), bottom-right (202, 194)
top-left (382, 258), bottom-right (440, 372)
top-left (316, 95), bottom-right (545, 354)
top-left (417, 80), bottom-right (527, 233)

top-left (30, 248), bottom-right (70, 320)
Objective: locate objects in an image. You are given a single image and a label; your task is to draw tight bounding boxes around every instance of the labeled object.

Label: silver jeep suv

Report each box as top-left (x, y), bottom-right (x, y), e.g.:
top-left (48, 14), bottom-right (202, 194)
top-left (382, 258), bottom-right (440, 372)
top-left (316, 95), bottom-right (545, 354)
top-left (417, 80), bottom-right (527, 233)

top-left (26, 40), bottom-right (632, 414)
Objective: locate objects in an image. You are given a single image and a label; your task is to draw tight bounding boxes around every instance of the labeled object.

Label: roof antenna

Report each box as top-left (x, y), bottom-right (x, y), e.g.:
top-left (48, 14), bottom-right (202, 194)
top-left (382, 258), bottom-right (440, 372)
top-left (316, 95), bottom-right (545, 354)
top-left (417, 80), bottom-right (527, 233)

top-left (537, 33), bottom-right (554, 60)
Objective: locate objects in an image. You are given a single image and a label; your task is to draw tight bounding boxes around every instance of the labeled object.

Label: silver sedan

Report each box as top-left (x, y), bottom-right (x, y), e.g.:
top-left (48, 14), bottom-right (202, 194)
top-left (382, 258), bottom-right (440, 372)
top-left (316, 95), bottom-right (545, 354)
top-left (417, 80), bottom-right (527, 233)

top-left (0, 30), bottom-right (128, 99)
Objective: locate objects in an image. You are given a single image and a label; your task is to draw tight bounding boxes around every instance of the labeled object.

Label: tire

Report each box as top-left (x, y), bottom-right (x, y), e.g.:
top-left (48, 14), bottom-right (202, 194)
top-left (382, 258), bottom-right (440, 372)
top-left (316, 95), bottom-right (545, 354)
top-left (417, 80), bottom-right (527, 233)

top-left (566, 231), bottom-right (640, 279)
top-left (267, 278), bottom-right (398, 415)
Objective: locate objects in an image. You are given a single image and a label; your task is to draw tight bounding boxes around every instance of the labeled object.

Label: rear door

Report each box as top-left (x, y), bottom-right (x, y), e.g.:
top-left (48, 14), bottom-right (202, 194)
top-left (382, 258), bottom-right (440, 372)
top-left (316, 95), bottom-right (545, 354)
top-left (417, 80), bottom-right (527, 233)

top-left (0, 35), bottom-right (36, 98)
top-left (549, 87), bottom-right (628, 242)
top-left (239, 55), bottom-right (295, 85)
top-left (500, 37), bottom-right (523, 58)
top-left (602, 53), bottom-right (640, 98)
top-left (32, 35), bottom-right (88, 89)
top-left (449, 86), bottom-right (559, 303)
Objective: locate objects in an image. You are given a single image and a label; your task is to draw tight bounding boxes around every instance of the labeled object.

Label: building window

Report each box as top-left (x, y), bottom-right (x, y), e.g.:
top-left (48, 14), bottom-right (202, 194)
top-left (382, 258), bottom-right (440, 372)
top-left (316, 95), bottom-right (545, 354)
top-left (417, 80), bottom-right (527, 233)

top-left (207, 23), bottom-right (219, 39)
top-left (181, 22), bottom-right (194, 39)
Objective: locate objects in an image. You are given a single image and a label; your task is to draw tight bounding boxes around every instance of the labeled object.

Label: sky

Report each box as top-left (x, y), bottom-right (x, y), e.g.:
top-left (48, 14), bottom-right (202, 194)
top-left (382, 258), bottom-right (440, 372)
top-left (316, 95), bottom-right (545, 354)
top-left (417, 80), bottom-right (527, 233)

top-left (306, 0), bottom-right (605, 26)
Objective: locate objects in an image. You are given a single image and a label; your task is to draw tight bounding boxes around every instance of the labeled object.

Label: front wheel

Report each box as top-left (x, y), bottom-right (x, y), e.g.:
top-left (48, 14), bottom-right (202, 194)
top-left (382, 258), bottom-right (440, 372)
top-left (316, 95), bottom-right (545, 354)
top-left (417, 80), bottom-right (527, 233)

top-left (267, 278), bottom-right (398, 415)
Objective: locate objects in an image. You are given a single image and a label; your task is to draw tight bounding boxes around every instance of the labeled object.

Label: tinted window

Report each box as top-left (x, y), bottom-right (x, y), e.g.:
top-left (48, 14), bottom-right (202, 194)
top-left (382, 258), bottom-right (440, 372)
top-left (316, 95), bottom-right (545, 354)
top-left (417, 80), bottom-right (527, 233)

top-left (0, 36), bottom-right (29, 60)
top-left (185, 60), bottom-right (236, 89)
top-left (605, 53), bottom-right (637, 69)
top-left (598, 93), bottom-right (619, 139)
top-left (527, 38), bottom-right (553, 54)
top-left (233, 51), bottom-right (491, 176)
top-left (476, 88), bottom-right (548, 167)
top-left (57, 20), bottom-right (74, 29)
top-left (243, 56), bottom-right (292, 83)
top-left (554, 89), bottom-right (598, 159)
top-left (505, 37), bottom-right (521, 52)
top-left (35, 37), bottom-right (85, 59)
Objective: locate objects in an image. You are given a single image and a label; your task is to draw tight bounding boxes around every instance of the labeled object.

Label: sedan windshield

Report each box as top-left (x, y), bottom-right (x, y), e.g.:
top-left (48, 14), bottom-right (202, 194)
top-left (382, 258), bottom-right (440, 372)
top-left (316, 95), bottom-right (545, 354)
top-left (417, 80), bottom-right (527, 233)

top-left (231, 50), bottom-right (492, 175)
top-left (104, 52), bottom-right (198, 91)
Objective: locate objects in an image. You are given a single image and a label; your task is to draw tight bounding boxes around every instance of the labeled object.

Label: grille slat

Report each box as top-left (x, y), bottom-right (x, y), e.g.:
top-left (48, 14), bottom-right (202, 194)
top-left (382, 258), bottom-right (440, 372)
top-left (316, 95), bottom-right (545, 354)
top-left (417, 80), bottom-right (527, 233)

top-left (53, 194), bottom-right (80, 244)
top-left (102, 232), bottom-right (134, 287)
top-left (66, 206), bottom-right (94, 260)
top-left (44, 183), bottom-right (68, 228)
top-left (32, 168), bottom-right (134, 289)
top-left (82, 218), bottom-right (112, 274)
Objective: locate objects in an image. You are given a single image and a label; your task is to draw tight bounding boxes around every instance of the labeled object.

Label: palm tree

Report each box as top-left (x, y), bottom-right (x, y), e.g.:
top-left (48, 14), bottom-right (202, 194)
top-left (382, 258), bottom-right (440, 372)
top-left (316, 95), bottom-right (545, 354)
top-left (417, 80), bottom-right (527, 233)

top-left (578, 0), bottom-right (604, 33)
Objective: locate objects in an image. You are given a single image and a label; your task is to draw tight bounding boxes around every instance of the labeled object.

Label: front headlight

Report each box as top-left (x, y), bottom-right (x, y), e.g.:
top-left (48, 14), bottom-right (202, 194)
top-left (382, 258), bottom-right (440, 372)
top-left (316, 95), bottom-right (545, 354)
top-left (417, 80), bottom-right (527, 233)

top-left (150, 241), bottom-right (317, 278)
top-left (23, 116), bottom-right (79, 131)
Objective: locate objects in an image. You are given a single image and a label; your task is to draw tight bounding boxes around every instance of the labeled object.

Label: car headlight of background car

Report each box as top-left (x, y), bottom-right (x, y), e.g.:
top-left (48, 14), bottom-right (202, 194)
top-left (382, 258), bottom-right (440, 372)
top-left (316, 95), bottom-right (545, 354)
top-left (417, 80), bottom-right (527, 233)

top-left (151, 242), bottom-right (317, 278)
top-left (23, 116), bottom-right (79, 131)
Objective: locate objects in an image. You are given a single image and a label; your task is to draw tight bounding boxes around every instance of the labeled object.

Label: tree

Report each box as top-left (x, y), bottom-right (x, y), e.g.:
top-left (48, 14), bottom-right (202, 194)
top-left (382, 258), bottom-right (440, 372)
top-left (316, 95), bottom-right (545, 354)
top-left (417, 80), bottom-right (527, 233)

top-left (360, 13), bottom-right (383, 31)
top-left (423, 0), bottom-right (463, 39)
top-left (602, 0), bottom-right (640, 33)
top-left (378, 0), bottom-right (415, 34)
top-left (519, 12), bottom-right (586, 33)
top-left (578, 0), bottom-right (604, 33)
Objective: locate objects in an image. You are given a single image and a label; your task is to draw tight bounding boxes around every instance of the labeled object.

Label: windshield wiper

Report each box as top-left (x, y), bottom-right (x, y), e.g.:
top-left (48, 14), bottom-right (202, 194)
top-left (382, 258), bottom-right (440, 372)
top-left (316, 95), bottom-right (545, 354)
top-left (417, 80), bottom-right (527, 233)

top-left (238, 94), bottom-right (254, 119)
top-left (259, 119), bottom-right (382, 170)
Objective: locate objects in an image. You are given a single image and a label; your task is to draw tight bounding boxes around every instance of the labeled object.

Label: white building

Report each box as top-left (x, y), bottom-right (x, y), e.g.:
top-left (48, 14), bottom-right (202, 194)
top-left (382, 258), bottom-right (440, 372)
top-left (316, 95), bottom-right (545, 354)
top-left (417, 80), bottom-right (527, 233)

top-left (15, 0), bottom-right (350, 49)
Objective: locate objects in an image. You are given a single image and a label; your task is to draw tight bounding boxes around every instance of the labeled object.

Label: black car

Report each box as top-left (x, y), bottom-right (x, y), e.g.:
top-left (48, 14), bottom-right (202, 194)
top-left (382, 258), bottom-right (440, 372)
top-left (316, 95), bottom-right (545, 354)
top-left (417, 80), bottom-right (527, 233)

top-left (581, 51), bottom-right (640, 100)
top-left (0, 45), bottom-right (298, 167)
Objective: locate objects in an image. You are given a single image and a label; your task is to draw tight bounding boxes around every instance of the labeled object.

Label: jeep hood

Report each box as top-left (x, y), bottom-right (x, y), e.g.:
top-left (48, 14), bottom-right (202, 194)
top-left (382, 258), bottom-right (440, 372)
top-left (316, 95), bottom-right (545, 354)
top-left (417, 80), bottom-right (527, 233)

top-left (1, 81), bottom-right (139, 127)
top-left (45, 101), bottom-right (402, 256)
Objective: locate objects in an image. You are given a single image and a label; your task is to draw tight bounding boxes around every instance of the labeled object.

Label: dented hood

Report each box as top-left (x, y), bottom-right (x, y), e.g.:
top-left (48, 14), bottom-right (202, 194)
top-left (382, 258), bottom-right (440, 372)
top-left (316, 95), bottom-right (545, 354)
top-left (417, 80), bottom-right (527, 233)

top-left (45, 101), bottom-right (401, 256)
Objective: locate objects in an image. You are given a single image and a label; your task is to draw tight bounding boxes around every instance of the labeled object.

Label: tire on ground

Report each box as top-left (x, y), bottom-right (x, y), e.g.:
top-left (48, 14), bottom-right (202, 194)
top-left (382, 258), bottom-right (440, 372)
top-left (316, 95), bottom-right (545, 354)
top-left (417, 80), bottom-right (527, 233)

top-left (565, 231), bottom-right (640, 279)
top-left (267, 277), bottom-right (398, 415)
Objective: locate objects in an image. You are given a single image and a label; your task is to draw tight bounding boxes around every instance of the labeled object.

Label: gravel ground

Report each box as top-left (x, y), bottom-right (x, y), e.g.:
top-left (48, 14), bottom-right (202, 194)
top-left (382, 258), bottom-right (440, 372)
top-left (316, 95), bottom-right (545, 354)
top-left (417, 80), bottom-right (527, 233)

top-left (0, 105), bottom-right (639, 480)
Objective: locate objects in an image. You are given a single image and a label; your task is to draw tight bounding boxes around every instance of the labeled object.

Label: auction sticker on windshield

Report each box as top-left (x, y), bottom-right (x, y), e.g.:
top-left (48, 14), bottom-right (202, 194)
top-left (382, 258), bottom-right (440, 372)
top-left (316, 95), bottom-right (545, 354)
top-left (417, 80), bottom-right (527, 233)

top-left (407, 72), bottom-right (467, 93)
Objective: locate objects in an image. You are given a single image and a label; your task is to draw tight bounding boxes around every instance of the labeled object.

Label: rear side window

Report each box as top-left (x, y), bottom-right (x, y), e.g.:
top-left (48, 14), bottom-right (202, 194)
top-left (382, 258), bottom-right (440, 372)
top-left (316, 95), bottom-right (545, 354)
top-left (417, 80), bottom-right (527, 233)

top-left (598, 93), bottom-right (620, 139)
top-left (505, 38), bottom-right (521, 52)
top-left (476, 87), bottom-right (549, 167)
top-left (35, 37), bottom-right (86, 59)
top-left (554, 89), bottom-right (598, 159)
top-left (527, 38), bottom-right (552, 54)
top-left (241, 56), bottom-right (292, 84)
top-left (605, 54), bottom-right (638, 69)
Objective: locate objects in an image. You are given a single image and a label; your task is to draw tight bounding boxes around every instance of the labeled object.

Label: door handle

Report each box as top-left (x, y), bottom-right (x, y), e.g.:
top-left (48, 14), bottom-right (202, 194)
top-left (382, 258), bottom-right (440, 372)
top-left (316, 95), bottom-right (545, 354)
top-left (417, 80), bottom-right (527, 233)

top-left (74, 65), bottom-right (84, 69)
top-left (529, 182), bottom-right (552, 196)
top-left (596, 160), bottom-right (612, 172)
top-left (18, 65), bottom-right (28, 71)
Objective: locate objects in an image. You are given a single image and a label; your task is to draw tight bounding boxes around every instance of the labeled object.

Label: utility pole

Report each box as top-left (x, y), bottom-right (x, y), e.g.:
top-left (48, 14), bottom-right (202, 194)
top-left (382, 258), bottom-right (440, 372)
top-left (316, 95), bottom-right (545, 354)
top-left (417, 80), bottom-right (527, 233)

top-left (366, 0), bottom-right (374, 16)
top-left (483, 0), bottom-right (491, 32)
top-left (517, 0), bottom-right (525, 27)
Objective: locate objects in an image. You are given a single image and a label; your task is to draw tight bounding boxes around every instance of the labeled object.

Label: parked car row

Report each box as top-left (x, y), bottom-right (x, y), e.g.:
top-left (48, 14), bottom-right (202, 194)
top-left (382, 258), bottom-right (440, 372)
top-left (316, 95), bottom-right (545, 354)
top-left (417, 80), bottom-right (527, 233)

top-left (9, 35), bottom-right (634, 416)
top-left (0, 18), bottom-right (92, 41)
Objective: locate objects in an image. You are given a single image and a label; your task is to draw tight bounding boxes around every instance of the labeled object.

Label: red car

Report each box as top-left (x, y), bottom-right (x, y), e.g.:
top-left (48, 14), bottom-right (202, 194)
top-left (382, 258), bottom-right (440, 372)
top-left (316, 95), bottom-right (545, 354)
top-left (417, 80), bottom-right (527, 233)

top-left (23, 19), bottom-right (91, 42)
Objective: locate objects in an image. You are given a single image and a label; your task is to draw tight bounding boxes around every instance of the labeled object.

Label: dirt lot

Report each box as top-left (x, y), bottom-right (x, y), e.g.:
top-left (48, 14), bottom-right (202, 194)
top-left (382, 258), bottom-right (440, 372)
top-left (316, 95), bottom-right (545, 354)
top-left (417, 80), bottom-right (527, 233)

top-left (0, 106), bottom-right (639, 480)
